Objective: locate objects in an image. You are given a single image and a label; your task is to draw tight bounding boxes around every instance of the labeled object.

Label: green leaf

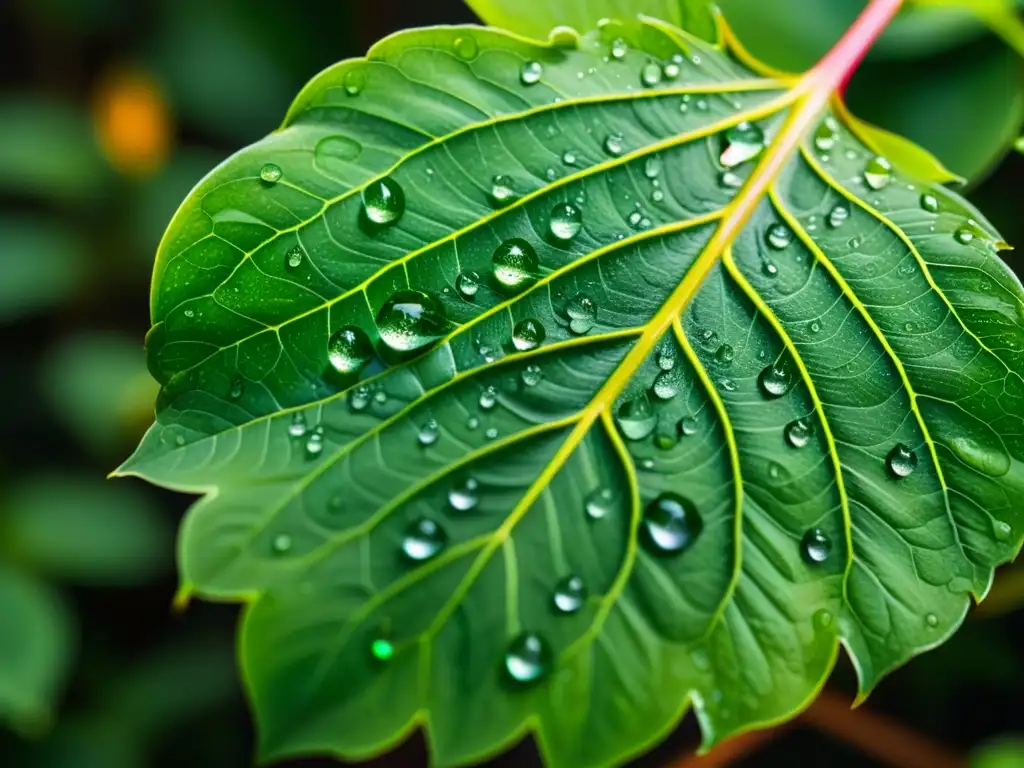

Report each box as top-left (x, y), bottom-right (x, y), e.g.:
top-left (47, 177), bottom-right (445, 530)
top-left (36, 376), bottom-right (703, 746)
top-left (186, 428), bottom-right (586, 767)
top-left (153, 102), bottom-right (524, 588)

top-left (972, 736), bottom-right (1024, 768)
top-left (464, 0), bottom-right (699, 40)
top-left (0, 217), bottom-right (86, 324)
top-left (0, 565), bottom-right (74, 734)
top-left (3, 475), bottom-right (172, 586)
top-left (121, 19), bottom-right (1024, 768)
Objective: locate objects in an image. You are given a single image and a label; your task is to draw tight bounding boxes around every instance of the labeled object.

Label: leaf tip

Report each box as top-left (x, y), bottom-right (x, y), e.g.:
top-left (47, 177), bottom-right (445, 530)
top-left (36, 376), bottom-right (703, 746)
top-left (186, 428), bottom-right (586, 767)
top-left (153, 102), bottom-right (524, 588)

top-left (171, 584), bottom-right (195, 615)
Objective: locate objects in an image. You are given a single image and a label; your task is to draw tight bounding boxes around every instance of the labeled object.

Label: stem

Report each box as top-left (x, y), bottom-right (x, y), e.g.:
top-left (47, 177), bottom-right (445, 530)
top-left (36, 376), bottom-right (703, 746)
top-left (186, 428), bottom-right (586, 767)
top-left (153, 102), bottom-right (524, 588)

top-left (805, 0), bottom-right (904, 96)
top-left (668, 728), bottom-right (782, 767)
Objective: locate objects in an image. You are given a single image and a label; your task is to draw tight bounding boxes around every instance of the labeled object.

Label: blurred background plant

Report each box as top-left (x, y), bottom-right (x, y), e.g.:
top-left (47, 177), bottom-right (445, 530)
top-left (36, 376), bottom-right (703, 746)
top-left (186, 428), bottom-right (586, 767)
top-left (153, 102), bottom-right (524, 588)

top-left (0, 0), bottom-right (1020, 766)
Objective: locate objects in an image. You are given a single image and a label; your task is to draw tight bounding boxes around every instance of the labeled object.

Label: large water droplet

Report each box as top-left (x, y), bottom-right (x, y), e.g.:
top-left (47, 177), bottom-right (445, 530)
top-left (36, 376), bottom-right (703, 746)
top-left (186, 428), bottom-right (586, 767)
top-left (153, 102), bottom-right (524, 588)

top-left (327, 326), bottom-right (373, 375)
top-left (520, 61), bottom-right (543, 86)
top-left (640, 62), bottom-right (662, 87)
top-left (785, 418), bottom-right (813, 448)
top-left (376, 289), bottom-right (447, 352)
top-left (643, 493), bottom-right (702, 554)
top-left (887, 443), bottom-right (918, 478)
top-left (863, 156), bottom-right (893, 190)
top-left (260, 163), bottom-right (283, 184)
top-left (492, 238), bottom-right (539, 292)
top-left (512, 318), bottom-right (545, 351)
top-left (448, 477), bottom-right (479, 511)
top-left (504, 632), bottom-right (551, 684)
top-left (946, 434), bottom-right (1010, 477)
top-left (362, 177), bottom-right (405, 225)
top-left (758, 359), bottom-right (794, 398)
top-left (549, 203), bottom-right (582, 241)
top-left (565, 293), bottom-right (597, 334)
top-left (616, 393), bottom-right (656, 440)
top-left (490, 175), bottom-right (517, 207)
top-left (652, 368), bottom-right (682, 400)
top-left (720, 122), bottom-right (765, 167)
top-left (417, 418), bottom-right (440, 447)
top-left (456, 270), bottom-right (481, 300)
top-left (801, 528), bottom-right (832, 564)
top-left (766, 223), bottom-right (792, 250)
top-left (603, 133), bottom-right (625, 157)
top-left (402, 517), bottom-right (447, 561)
top-left (553, 575), bottom-right (586, 613)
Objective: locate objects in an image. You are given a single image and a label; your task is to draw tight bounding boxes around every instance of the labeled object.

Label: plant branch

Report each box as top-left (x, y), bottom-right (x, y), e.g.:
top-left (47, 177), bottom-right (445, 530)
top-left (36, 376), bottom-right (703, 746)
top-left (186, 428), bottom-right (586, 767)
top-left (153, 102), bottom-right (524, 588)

top-left (667, 728), bottom-right (782, 768)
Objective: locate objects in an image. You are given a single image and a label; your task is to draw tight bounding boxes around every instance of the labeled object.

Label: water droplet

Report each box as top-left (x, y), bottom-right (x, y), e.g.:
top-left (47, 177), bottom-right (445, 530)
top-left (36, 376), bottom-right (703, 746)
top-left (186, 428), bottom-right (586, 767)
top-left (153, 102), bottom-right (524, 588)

top-left (644, 155), bottom-right (662, 179)
top-left (456, 270), bottom-right (481, 299)
top-left (504, 632), bottom-right (551, 684)
top-left (327, 326), bottom-right (373, 375)
top-left (652, 368), bottom-right (682, 400)
top-left (348, 386), bottom-right (370, 412)
top-left (814, 116), bottom-right (839, 152)
top-left (813, 609), bottom-right (834, 631)
top-left (549, 202), bottom-right (582, 241)
top-left (719, 170), bottom-right (743, 189)
top-left (490, 175), bottom-right (517, 207)
top-left (766, 223), bottom-right (792, 250)
top-left (643, 493), bottom-right (702, 554)
top-left (801, 528), bottom-right (832, 564)
top-left (604, 133), bottom-right (625, 157)
top-left (762, 259), bottom-right (778, 277)
top-left (454, 35), bottom-right (478, 60)
top-left (920, 193), bottom-right (939, 213)
top-left (863, 156), bottom-right (892, 190)
top-left (448, 477), bottom-right (479, 511)
top-left (954, 227), bottom-right (975, 245)
top-left (362, 177), bottom-right (405, 225)
top-left (228, 377), bottom-right (244, 400)
top-left (565, 293), bottom-right (597, 334)
top-left (610, 38), bottom-right (628, 60)
top-left (654, 428), bottom-right (678, 450)
top-left (479, 385), bottom-right (498, 411)
top-left (371, 638), bottom-right (394, 660)
top-left (640, 62), bottom-right (662, 87)
top-left (720, 121), bottom-right (765, 167)
top-left (657, 349), bottom-right (675, 370)
top-left (376, 289), bottom-right (447, 352)
top-left (305, 427), bottom-right (324, 457)
top-left (552, 575), bottom-right (586, 613)
top-left (521, 363), bottom-right (543, 387)
top-left (678, 416), bottom-right (698, 437)
top-left (417, 419), bottom-right (440, 447)
top-left (288, 412), bottom-right (308, 438)
top-left (887, 443), bottom-right (918, 478)
top-left (344, 68), bottom-right (366, 96)
top-left (562, 150), bottom-right (577, 166)
top-left (925, 613), bottom-right (939, 628)
top-left (585, 487), bottom-right (613, 520)
top-left (616, 393), bottom-right (656, 440)
top-left (827, 203), bottom-right (850, 228)
top-left (663, 62), bottom-right (680, 79)
top-left (492, 238), bottom-right (539, 292)
top-left (260, 163), bottom-right (283, 184)
top-left (484, 426), bottom-right (499, 440)
top-left (467, 415), bottom-right (480, 429)
top-left (758, 359), bottom-right (794, 398)
top-left (946, 434), bottom-right (1010, 477)
top-left (785, 418), bottom-right (814, 448)
top-left (695, 98), bottom-right (709, 112)
top-left (520, 60), bottom-right (543, 86)
top-left (809, 320), bottom-right (822, 334)
top-left (715, 343), bottom-right (735, 365)
top-left (994, 520), bottom-right (1012, 542)
top-left (183, 308), bottom-right (195, 318)
top-left (271, 533), bottom-right (292, 554)
top-left (285, 245), bottom-right (304, 269)
top-left (512, 318), bottom-right (545, 351)
top-left (402, 517), bottom-right (446, 560)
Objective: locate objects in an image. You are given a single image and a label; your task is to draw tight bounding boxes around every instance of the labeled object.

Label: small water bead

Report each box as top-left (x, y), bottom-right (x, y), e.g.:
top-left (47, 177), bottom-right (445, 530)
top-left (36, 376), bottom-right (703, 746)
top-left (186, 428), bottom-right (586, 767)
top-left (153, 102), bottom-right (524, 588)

top-left (813, 609), bottom-right (834, 632)
top-left (887, 443), bottom-right (918, 478)
top-left (654, 429), bottom-right (678, 451)
top-left (663, 62), bottom-right (681, 80)
top-left (271, 533), bottom-right (293, 555)
top-left (505, 632), bottom-right (551, 684)
top-left (715, 344), bottom-right (735, 365)
top-left (565, 293), bottom-right (597, 335)
top-left (545, 167), bottom-right (557, 181)
top-left (485, 427), bottom-right (499, 440)
top-left (610, 38), bottom-right (628, 60)
top-left (512, 318), bottom-right (545, 351)
top-left (361, 177), bottom-right (405, 225)
top-left (417, 419), bottom-right (440, 446)
top-left (520, 60), bottom-right (543, 85)
top-left (456, 270), bottom-right (481, 299)
top-left (809, 320), bottom-right (821, 334)
top-left (758, 360), bottom-right (794, 398)
top-left (585, 487), bottom-right (614, 520)
top-left (652, 189), bottom-right (665, 204)
top-left (479, 385), bottom-right (498, 410)
top-left (552, 575), bottom-right (587, 613)
top-left (762, 259), bottom-right (779, 277)
top-left (467, 416), bottom-right (480, 429)
top-left (285, 245), bottom-right (304, 269)
top-left (183, 308), bottom-right (195, 318)
top-left (371, 638), bottom-right (394, 661)
top-left (402, 517), bottom-right (447, 561)
top-left (521, 364), bottom-right (543, 387)
top-left (228, 377), bottom-right (245, 400)
top-left (766, 223), bottom-right (792, 250)
top-left (344, 68), bottom-right (366, 95)
top-left (785, 418), bottom-right (814, 448)
top-left (562, 150), bottom-right (577, 166)
top-left (549, 202), bottom-right (583, 241)
top-left (604, 133), bottom-right (625, 157)
top-left (994, 521), bottom-right (1012, 542)
top-left (644, 155), bottom-right (662, 179)
top-left (288, 412), bottom-right (308, 438)
top-left (653, 368), bottom-right (682, 400)
top-left (305, 427), bottom-right (324, 457)
top-left (492, 238), bottom-right (540, 292)
top-left (657, 349), bottom-right (676, 371)
top-left (921, 193), bottom-right (939, 213)
top-left (627, 211), bottom-right (643, 228)
top-left (643, 493), bottom-right (703, 555)
top-left (376, 289), bottom-right (447, 352)
top-left (719, 121), bottom-right (765, 167)
top-left (260, 163), bottom-right (283, 184)
top-left (719, 170), bottom-right (743, 189)
top-left (640, 62), bottom-right (662, 87)
top-left (801, 528), bottom-right (832, 564)
top-left (925, 613), bottom-right (939, 628)
top-left (863, 156), bottom-right (893, 190)
top-left (453, 35), bottom-right (478, 60)
top-left (954, 227), bottom-right (975, 245)
top-left (490, 174), bottom-right (517, 206)
top-left (448, 477), bottom-right (479, 511)
top-left (814, 116), bottom-right (839, 152)
top-left (616, 394), bottom-right (657, 440)
top-left (678, 416), bottom-right (698, 437)
top-left (348, 386), bottom-right (370, 412)
top-left (327, 326), bottom-right (373, 375)
top-left (827, 203), bottom-right (850, 228)
top-left (373, 390), bottom-right (388, 404)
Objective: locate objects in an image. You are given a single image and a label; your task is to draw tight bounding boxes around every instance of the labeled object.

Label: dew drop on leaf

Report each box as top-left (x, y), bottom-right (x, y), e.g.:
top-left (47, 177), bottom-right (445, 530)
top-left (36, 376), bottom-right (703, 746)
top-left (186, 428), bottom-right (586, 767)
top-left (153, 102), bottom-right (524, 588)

top-left (616, 393), bottom-right (656, 440)
top-left (715, 343), bottom-right (735, 365)
top-left (285, 245), bottom-right (303, 269)
top-left (920, 193), bottom-right (939, 213)
top-left (512, 318), bottom-right (545, 351)
top-left (490, 174), bottom-right (517, 207)
top-left (644, 155), bottom-right (662, 179)
top-left (766, 223), bottom-right (792, 250)
top-left (344, 68), bottom-right (366, 96)
top-left (758, 359), bottom-right (794, 398)
top-left (801, 528), bottom-right (832, 564)
top-left (288, 412), bottom-right (307, 438)
top-left (520, 61), bottom-right (543, 86)
top-left (813, 116), bottom-right (839, 152)
top-left (719, 121), bottom-right (765, 167)
top-left (371, 638), bottom-right (394, 661)
top-left (521, 363), bottom-right (543, 387)
top-left (402, 517), bottom-right (446, 561)
top-left (827, 203), bottom-right (850, 228)
top-left (348, 387), bottom-right (370, 412)
top-left (603, 133), bottom-right (625, 157)
top-left (456, 270), bottom-right (481, 299)
top-left (228, 377), bottom-right (244, 401)
top-left (954, 227), bottom-right (975, 245)
top-left (565, 293), bottom-right (597, 334)
top-left (642, 493), bottom-right (702, 555)
top-left (417, 419), bottom-right (439, 446)
top-left (784, 418), bottom-right (814, 448)
top-left (657, 348), bottom-right (676, 370)
top-left (610, 38), bottom-right (628, 60)
top-left (376, 289), bottom-right (447, 352)
top-left (678, 416), bottom-right (698, 437)
top-left (863, 156), bottom-right (893, 190)
top-left (327, 326), bottom-right (373, 375)
top-left (640, 62), bottom-right (662, 88)
top-left (504, 632), bottom-right (551, 684)
top-left (448, 477), bottom-right (479, 511)
top-left (304, 429), bottom-right (324, 458)
top-left (813, 609), bottom-right (834, 631)
top-left (271, 533), bottom-right (292, 555)
top-left (994, 520), bottom-right (1012, 542)
top-left (663, 62), bottom-right (680, 80)
top-left (887, 443), bottom-right (918, 478)
top-left (260, 163), bottom-right (282, 184)
top-left (652, 368), bottom-right (682, 400)
top-left (453, 35), bottom-right (478, 60)
top-left (492, 238), bottom-right (539, 292)
top-left (549, 202), bottom-right (582, 241)
top-left (478, 385), bottom-right (498, 411)
top-left (553, 575), bottom-right (586, 613)
top-left (925, 613), bottom-right (939, 628)
top-left (361, 177), bottom-right (405, 225)
top-left (585, 487), bottom-right (613, 520)
top-left (719, 170), bottom-right (743, 189)
top-left (484, 427), bottom-right (499, 440)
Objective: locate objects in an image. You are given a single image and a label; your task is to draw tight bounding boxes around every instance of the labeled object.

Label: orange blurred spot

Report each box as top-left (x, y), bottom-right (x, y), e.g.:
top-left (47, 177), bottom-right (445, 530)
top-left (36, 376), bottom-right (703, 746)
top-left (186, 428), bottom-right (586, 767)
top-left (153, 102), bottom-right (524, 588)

top-left (93, 68), bottom-right (172, 178)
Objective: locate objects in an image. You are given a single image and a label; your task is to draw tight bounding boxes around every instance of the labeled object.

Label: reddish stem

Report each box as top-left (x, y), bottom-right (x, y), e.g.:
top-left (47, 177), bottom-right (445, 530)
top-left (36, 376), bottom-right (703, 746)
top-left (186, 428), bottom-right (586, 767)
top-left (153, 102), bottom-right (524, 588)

top-left (806, 0), bottom-right (904, 96)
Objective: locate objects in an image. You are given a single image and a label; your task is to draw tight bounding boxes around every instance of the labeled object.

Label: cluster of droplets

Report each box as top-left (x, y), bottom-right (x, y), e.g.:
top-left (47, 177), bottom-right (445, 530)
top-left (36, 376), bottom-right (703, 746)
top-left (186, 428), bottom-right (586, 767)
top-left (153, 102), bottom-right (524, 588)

top-left (286, 412), bottom-right (326, 459)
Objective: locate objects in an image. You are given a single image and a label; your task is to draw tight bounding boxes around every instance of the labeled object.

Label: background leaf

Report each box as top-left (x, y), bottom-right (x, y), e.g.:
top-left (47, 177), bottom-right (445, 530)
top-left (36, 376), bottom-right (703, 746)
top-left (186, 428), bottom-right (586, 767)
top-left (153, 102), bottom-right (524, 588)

top-left (0, 217), bottom-right (87, 324)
